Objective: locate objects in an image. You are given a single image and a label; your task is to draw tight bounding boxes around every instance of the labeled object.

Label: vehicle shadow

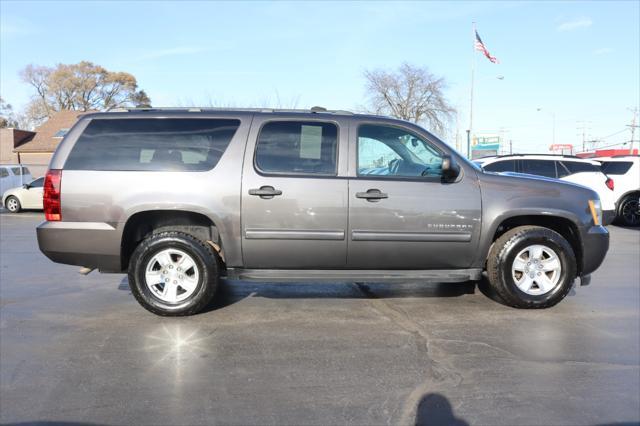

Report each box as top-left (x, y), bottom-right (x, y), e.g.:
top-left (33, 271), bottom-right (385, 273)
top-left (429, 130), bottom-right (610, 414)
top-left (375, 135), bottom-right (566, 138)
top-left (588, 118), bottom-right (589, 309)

top-left (118, 275), bottom-right (496, 314)
top-left (205, 278), bottom-right (479, 313)
top-left (414, 393), bottom-right (469, 426)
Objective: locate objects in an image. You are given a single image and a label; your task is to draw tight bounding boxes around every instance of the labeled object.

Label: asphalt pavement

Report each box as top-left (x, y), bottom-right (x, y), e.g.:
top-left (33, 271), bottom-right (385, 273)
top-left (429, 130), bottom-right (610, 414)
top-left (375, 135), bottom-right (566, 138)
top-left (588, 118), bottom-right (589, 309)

top-left (1, 211), bottom-right (639, 426)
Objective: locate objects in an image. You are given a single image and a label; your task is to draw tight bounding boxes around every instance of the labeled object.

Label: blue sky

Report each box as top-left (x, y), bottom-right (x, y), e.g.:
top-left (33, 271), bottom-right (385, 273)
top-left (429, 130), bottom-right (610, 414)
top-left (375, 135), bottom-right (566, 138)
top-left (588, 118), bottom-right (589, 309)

top-left (1, 0), bottom-right (639, 153)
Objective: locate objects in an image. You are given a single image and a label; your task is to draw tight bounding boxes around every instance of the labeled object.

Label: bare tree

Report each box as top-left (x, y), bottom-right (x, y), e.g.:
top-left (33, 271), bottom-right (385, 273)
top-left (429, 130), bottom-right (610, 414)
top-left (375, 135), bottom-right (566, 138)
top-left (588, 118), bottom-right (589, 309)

top-left (363, 63), bottom-right (455, 136)
top-left (0, 97), bottom-right (19, 128)
top-left (19, 61), bottom-right (151, 126)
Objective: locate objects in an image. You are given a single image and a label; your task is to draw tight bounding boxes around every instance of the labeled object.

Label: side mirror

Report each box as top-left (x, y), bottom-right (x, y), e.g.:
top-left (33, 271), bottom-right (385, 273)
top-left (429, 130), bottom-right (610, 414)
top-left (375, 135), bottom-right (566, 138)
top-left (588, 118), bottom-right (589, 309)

top-left (22, 184), bottom-right (29, 189)
top-left (441, 155), bottom-right (461, 182)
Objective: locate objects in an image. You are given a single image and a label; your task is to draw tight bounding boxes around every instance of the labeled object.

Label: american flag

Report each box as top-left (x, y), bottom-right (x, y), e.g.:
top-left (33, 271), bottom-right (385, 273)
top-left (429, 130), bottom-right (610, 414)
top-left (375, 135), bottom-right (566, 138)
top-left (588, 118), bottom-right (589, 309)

top-left (475, 30), bottom-right (499, 63)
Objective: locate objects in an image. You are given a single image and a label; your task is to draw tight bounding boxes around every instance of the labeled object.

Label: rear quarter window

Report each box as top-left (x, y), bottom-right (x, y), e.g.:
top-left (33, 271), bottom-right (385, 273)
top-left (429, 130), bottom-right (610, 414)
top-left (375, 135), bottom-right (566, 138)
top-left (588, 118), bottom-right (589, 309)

top-left (600, 161), bottom-right (633, 175)
top-left (64, 118), bottom-right (240, 171)
top-left (561, 161), bottom-right (599, 174)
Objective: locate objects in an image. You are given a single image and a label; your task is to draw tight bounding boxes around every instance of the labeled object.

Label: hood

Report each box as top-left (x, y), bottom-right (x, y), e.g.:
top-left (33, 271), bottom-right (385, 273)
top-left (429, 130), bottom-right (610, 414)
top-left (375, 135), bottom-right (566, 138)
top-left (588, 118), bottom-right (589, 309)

top-left (489, 171), bottom-right (594, 191)
top-left (476, 169), bottom-right (600, 202)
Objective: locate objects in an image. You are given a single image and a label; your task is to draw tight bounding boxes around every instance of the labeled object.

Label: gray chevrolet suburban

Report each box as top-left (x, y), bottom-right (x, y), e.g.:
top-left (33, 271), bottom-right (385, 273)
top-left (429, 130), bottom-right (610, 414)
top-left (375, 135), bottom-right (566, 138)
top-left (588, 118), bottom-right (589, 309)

top-left (37, 108), bottom-right (609, 316)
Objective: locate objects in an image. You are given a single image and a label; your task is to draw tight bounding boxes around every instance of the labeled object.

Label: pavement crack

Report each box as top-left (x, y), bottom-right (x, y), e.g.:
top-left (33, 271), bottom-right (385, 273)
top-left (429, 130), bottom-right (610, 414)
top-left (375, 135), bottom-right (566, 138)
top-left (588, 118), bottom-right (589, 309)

top-left (352, 283), bottom-right (462, 425)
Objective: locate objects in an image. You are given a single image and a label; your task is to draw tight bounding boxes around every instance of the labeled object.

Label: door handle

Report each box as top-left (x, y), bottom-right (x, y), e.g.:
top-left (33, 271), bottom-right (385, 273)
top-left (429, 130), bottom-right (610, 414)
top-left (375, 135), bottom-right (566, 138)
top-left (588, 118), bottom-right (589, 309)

top-left (248, 186), bottom-right (283, 199)
top-left (356, 189), bottom-right (388, 202)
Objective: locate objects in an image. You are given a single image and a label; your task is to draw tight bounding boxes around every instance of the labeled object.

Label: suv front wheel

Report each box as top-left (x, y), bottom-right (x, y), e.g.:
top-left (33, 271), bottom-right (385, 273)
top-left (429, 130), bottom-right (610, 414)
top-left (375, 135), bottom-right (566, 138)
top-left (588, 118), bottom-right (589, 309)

top-left (128, 231), bottom-right (219, 316)
top-left (487, 226), bottom-right (576, 309)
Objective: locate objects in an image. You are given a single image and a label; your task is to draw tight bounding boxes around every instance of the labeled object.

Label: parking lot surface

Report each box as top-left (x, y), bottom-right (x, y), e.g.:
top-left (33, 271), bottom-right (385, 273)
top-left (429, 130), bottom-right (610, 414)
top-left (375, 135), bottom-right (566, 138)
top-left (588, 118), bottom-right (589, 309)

top-left (1, 211), bottom-right (639, 425)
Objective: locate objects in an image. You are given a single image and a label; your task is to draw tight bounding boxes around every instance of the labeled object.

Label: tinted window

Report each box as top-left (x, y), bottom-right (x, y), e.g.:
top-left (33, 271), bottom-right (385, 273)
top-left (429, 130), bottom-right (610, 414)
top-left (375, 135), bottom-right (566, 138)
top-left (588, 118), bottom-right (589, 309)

top-left (520, 159), bottom-right (557, 178)
top-left (10, 167), bottom-right (29, 175)
top-left (0, 168), bottom-right (8, 178)
top-left (30, 177), bottom-right (44, 188)
top-left (484, 160), bottom-right (516, 173)
top-left (255, 121), bottom-right (337, 175)
top-left (600, 161), bottom-right (633, 175)
top-left (358, 125), bottom-right (443, 178)
top-left (561, 161), bottom-right (598, 174)
top-left (556, 161), bottom-right (571, 178)
top-left (65, 118), bottom-right (240, 171)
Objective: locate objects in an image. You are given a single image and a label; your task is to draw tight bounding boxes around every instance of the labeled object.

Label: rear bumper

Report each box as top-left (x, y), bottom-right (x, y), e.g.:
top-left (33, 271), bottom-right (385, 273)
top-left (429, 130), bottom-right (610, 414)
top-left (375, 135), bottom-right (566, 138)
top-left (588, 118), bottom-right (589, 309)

top-left (37, 221), bottom-right (122, 272)
top-left (580, 225), bottom-right (609, 276)
top-left (602, 209), bottom-right (616, 226)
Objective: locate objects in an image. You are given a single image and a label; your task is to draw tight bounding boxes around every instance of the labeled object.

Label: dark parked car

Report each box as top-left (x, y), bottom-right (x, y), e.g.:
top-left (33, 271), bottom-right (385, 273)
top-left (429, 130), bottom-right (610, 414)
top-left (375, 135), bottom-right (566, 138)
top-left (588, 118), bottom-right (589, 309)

top-left (37, 108), bottom-right (609, 315)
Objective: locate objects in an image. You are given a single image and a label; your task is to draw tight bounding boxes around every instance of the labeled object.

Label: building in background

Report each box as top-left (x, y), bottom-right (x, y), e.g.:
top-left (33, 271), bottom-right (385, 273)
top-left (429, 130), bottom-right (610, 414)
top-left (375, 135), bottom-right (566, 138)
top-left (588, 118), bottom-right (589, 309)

top-left (576, 148), bottom-right (639, 158)
top-left (471, 134), bottom-right (502, 159)
top-left (10, 110), bottom-right (94, 177)
top-left (0, 128), bottom-right (36, 164)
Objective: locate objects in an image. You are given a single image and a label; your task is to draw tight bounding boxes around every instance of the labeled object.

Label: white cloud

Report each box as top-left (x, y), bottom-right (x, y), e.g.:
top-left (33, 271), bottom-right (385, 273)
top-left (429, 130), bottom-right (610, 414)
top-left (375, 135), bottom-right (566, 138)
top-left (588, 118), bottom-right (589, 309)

top-left (557, 17), bottom-right (593, 32)
top-left (140, 46), bottom-right (208, 60)
top-left (593, 47), bottom-right (613, 55)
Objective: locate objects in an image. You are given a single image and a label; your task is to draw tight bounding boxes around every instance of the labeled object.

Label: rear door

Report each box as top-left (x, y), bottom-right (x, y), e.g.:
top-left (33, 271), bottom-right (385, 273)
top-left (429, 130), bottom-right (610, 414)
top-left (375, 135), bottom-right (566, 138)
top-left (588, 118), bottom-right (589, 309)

top-left (347, 122), bottom-right (482, 269)
top-left (240, 116), bottom-right (349, 269)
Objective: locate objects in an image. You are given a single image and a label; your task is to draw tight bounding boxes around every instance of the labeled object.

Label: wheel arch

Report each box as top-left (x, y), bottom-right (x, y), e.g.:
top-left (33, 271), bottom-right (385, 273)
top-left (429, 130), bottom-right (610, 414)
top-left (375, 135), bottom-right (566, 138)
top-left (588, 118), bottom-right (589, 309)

top-left (481, 213), bottom-right (583, 275)
top-left (120, 209), bottom-right (224, 271)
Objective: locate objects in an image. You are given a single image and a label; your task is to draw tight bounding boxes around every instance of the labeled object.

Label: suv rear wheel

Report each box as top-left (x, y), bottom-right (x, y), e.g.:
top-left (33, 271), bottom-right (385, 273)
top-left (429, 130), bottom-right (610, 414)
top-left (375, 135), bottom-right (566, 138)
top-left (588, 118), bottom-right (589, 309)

top-left (128, 231), bottom-right (219, 316)
top-left (487, 226), bottom-right (576, 308)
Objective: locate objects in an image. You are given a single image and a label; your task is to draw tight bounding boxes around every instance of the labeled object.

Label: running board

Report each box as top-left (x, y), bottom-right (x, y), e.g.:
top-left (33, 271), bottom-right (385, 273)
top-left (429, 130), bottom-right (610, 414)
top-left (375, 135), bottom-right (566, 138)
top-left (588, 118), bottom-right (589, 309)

top-left (224, 268), bottom-right (483, 283)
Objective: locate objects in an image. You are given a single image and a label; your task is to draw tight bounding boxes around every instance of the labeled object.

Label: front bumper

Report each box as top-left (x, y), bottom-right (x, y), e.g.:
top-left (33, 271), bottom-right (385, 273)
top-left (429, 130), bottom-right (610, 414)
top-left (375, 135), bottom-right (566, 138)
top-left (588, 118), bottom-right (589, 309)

top-left (580, 225), bottom-right (609, 276)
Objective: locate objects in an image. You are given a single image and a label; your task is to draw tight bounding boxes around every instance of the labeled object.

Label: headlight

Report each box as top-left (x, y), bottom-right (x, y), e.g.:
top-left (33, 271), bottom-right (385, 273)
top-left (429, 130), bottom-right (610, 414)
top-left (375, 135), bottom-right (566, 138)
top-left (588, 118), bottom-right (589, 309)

top-left (588, 199), bottom-right (602, 226)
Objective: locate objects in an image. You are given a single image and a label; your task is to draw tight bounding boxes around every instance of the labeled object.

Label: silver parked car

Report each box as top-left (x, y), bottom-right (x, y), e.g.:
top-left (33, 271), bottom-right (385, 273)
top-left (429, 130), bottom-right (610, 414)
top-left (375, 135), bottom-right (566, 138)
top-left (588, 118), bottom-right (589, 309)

top-left (37, 108), bottom-right (609, 316)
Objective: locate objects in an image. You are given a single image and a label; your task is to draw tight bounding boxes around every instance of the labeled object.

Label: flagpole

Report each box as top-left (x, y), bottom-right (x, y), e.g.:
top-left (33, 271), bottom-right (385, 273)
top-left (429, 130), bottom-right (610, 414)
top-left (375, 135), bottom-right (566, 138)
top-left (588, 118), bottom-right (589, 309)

top-left (467, 21), bottom-right (476, 159)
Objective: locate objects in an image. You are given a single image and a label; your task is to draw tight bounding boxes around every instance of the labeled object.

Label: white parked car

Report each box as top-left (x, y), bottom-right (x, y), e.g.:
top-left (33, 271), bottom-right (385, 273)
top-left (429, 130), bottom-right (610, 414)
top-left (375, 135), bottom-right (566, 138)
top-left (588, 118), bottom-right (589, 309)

top-left (2, 177), bottom-right (44, 213)
top-left (597, 156), bottom-right (640, 226)
top-left (0, 165), bottom-right (33, 195)
top-left (474, 155), bottom-right (617, 225)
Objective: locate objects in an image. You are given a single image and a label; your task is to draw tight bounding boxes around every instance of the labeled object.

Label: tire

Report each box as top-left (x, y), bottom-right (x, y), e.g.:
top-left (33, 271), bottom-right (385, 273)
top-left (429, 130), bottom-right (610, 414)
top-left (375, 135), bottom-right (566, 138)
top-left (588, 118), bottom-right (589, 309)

top-left (128, 231), bottom-right (219, 316)
top-left (4, 196), bottom-right (21, 213)
top-left (616, 194), bottom-right (640, 227)
top-left (486, 225), bottom-right (576, 309)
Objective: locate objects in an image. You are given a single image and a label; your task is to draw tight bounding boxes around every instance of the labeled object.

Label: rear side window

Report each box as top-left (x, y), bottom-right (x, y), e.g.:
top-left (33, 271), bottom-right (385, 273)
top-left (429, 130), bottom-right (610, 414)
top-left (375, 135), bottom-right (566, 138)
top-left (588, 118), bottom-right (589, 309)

top-left (484, 160), bottom-right (516, 173)
top-left (600, 161), bottom-right (633, 175)
top-left (255, 121), bottom-right (338, 175)
top-left (520, 159), bottom-right (557, 178)
top-left (65, 118), bottom-right (240, 171)
top-left (561, 161), bottom-right (598, 174)
top-left (10, 166), bottom-right (30, 176)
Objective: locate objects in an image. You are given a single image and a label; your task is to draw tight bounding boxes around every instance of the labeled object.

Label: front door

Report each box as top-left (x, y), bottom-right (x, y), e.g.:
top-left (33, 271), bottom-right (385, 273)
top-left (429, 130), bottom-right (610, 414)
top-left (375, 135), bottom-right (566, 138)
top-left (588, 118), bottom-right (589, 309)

top-left (21, 177), bottom-right (44, 209)
top-left (241, 117), bottom-right (348, 269)
top-left (347, 123), bottom-right (482, 269)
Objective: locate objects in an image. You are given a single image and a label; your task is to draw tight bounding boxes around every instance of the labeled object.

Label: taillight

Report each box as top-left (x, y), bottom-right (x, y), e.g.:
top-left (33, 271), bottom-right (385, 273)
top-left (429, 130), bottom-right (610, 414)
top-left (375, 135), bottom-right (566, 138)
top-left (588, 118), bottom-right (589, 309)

top-left (43, 169), bottom-right (62, 221)
top-left (605, 177), bottom-right (614, 191)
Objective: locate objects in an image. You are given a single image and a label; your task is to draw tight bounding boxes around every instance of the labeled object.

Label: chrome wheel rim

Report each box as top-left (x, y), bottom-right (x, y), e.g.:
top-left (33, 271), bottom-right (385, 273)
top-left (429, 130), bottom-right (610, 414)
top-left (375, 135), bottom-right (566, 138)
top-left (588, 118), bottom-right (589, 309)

top-left (145, 248), bottom-right (199, 303)
top-left (6, 198), bottom-right (18, 211)
top-left (511, 244), bottom-right (562, 295)
top-left (622, 199), bottom-right (640, 225)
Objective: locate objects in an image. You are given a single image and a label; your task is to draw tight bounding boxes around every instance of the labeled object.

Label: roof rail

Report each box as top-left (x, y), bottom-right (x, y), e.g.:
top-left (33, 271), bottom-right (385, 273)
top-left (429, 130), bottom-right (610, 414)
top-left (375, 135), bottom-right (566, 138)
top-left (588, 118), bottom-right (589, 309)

top-left (104, 106), bottom-right (354, 115)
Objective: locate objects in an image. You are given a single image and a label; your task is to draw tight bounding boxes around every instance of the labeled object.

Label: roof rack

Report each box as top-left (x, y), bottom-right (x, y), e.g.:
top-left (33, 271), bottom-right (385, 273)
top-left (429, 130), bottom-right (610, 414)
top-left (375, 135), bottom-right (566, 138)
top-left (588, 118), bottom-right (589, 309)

top-left (105, 106), bottom-right (354, 115)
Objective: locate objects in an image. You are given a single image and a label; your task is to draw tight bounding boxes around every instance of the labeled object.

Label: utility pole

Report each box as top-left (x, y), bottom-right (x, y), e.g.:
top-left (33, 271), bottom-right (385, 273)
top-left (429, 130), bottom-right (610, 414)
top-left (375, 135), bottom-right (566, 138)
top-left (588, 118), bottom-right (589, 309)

top-left (509, 139), bottom-right (513, 154)
top-left (628, 108), bottom-right (638, 155)
top-left (576, 121), bottom-right (591, 153)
